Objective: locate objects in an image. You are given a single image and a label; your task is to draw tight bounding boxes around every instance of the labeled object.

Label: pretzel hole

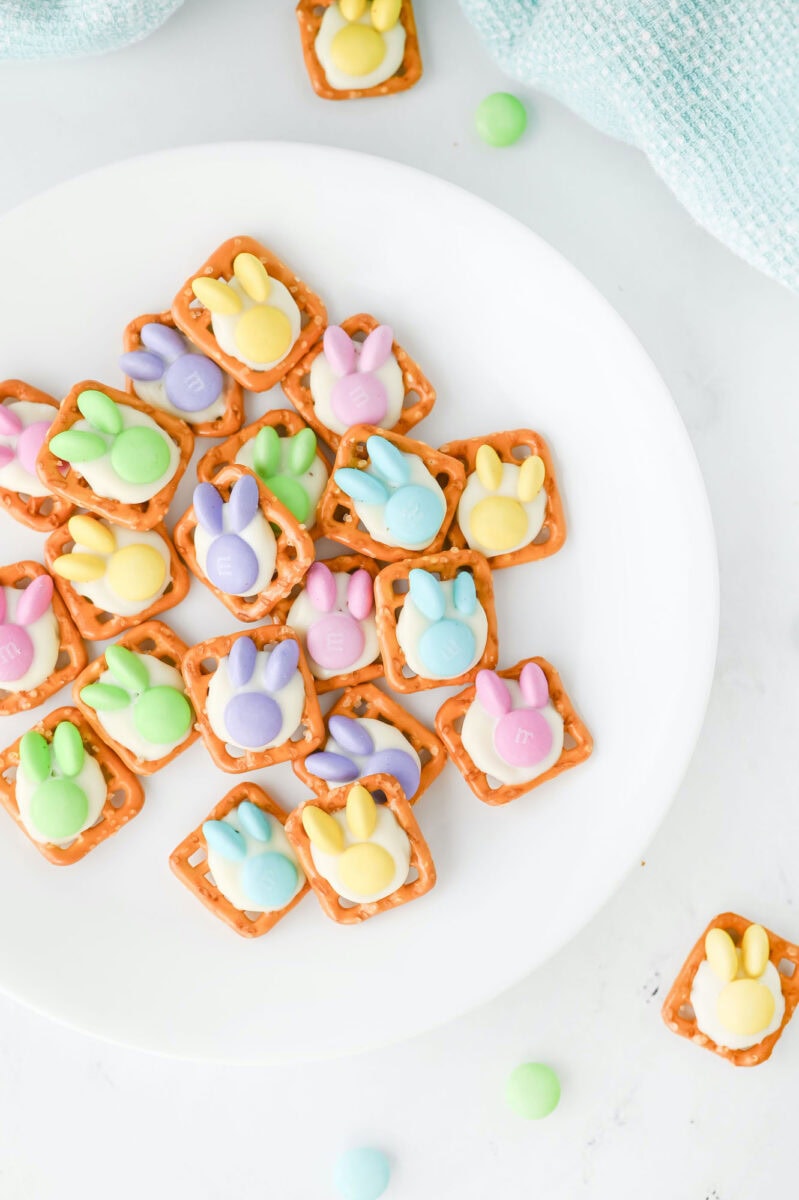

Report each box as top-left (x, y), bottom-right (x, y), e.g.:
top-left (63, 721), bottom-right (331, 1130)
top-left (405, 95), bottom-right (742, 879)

top-left (137, 637), bottom-right (157, 652)
top-left (436, 472), bottom-right (450, 488)
top-left (395, 62), bottom-right (407, 78)
top-left (451, 715), bottom-right (465, 734)
top-left (677, 1003), bottom-right (695, 1022)
top-left (418, 747), bottom-right (432, 766)
top-left (724, 927), bottom-right (742, 946)
top-left (512, 445), bottom-right (532, 461)
top-left (200, 657), bottom-right (218, 675)
top-left (161, 654), bottom-right (178, 668)
top-left (486, 774), bottom-right (503, 790)
top-left (225, 743), bottom-right (247, 759)
top-left (14, 575), bottom-right (34, 590)
top-left (55, 649), bottom-right (71, 670)
top-left (393, 604), bottom-right (403, 622)
top-left (299, 372), bottom-right (311, 390)
top-left (204, 871), bottom-right (216, 887)
top-left (402, 389), bottom-right (420, 410)
top-left (96, 610), bottom-right (114, 626)
top-left (563, 729), bottom-right (577, 751)
top-left (273, 422), bottom-right (292, 437)
top-left (108, 789), bottom-right (127, 810)
top-left (333, 504), bottom-right (350, 524)
top-left (291, 724), bottom-right (307, 743)
top-left (300, 311), bottom-right (312, 331)
top-left (188, 846), bottom-right (207, 868)
top-left (533, 524), bottom-right (551, 546)
top-left (779, 958), bottom-right (796, 978)
top-left (243, 910), bottom-right (262, 922)
top-left (392, 578), bottom-right (409, 595)
top-left (38, 496), bottom-right (56, 515)
top-left (352, 700), bottom-right (369, 716)
top-left (337, 895), bottom-right (357, 910)
top-left (406, 865), bottom-right (419, 884)
top-left (372, 788), bottom-right (388, 804)
top-left (206, 460), bottom-right (229, 480)
top-left (401, 664), bottom-right (416, 679)
top-left (2, 765), bottom-right (17, 784)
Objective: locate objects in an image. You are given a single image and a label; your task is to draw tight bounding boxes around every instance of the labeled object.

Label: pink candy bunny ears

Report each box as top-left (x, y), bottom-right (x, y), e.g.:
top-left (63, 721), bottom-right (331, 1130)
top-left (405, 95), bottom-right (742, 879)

top-left (0, 576), bottom-right (54, 683)
top-left (476, 662), bottom-right (550, 716)
top-left (323, 324), bottom-right (395, 428)
top-left (305, 561), bottom-right (374, 620)
top-left (475, 663), bottom-right (553, 768)
top-left (0, 407), bottom-right (51, 474)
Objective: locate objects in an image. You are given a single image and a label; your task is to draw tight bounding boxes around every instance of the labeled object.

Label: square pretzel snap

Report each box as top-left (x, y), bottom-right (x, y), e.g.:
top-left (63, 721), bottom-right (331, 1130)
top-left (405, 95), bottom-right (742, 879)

top-left (182, 624), bottom-right (325, 774)
top-left (36, 380), bottom-right (194, 531)
top-left (439, 429), bottom-right (567, 569)
top-left (281, 313), bottom-right (436, 452)
top-left (0, 705), bottom-right (144, 865)
top-left (271, 554), bottom-right (383, 694)
top-left (284, 773), bottom-right (436, 925)
top-left (435, 656), bottom-right (593, 805)
top-left (173, 464), bottom-right (315, 623)
top-left (44, 513), bottom-right (191, 642)
top-left (169, 781), bottom-right (310, 939)
top-left (0, 379), bottom-right (74, 532)
top-left (0, 561), bottom-right (87, 717)
top-left (72, 620), bottom-right (200, 776)
top-left (296, 0), bottom-right (423, 101)
top-left (121, 310), bottom-right (245, 438)
top-left (292, 680), bottom-right (446, 803)
top-left (196, 408), bottom-right (330, 540)
top-left (316, 424), bottom-right (465, 561)
top-left (661, 912), bottom-right (799, 1067)
top-left (171, 235), bottom-right (327, 392)
top-left (375, 548), bottom-right (498, 694)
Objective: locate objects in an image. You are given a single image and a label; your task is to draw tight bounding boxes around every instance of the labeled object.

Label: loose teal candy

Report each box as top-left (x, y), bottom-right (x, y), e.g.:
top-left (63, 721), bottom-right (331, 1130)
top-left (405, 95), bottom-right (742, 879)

top-left (505, 1063), bottom-right (561, 1119)
top-left (453, 570), bottom-right (477, 616)
top-left (236, 800), bottom-right (273, 843)
top-left (80, 682), bottom-right (130, 712)
top-left (109, 426), bottom-right (171, 484)
top-left (366, 435), bottom-right (410, 486)
top-left (19, 731), bottom-right (50, 784)
top-left (30, 778), bottom-right (88, 842)
top-left (49, 429), bottom-right (107, 463)
top-left (409, 569), bottom-right (445, 621)
top-left (475, 92), bottom-right (528, 147)
top-left (418, 618), bottom-right (476, 678)
top-left (52, 720), bottom-right (84, 777)
top-left (203, 819), bottom-right (246, 861)
top-left (133, 686), bottom-right (192, 744)
top-left (77, 388), bottom-right (123, 435)
top-left (106, 645), bottom-right (149, 693)
top-left (242, 851), bottom-right (298, 910)
top-left (333, 1148), bottom-right (390, 1200)
top-left (335, 467), bottom-right (389, 506)
top-left (384, 484), bottom-right (444, 544)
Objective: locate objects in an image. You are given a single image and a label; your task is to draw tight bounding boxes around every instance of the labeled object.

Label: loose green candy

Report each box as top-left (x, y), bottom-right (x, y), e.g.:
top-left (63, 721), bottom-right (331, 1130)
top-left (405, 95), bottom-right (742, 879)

top-left (52, 720), bottom-right (85, 777)
top-left (49, 430), bottom-right (107, 463)
top-left (109, 427), bottom-right (170, 485)
top-left (77, 388), bottom-right (123, 435)
top-left (289, 427), bottom-right (317, 475)
top-left (80, 682), bottom-right (130, 712)
top-left (266, 476), bottom-right (310, 524)
top-left (475, 92), bottom-right (528, 147)
top-left (30, 778), bottom-right (88, 841)
top-left (19, 731), bottom-right (50, 784)
top-left (253, 426), bottom-right (281, 477)
top-left (133, 686), bottom-right (192, 744)
top-left (505, 1063), bottom-right (560, 1120)
top-left (106, 645), bottom-right (149, 693)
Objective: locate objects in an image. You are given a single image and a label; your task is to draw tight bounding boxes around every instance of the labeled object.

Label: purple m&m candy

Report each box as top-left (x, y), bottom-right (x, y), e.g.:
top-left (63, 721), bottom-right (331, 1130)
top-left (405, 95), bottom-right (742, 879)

top-left (223, 692), bottom-right (282, 751)
top-left (206, 534), bottom-right (259, 595)
top-left (165, 353), bottom-right (224, 413)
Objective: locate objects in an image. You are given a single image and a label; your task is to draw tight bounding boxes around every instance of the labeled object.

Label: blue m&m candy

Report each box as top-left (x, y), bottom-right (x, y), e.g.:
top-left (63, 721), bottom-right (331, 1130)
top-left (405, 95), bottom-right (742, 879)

top-left (418, 617), bottom-right (476, 678)
top-left (385, 484), bottom-right (444, 545)
top-left (333, 1148), bottom-right (390, 1200)
top-left (242, 851), bottom-right (298, 910)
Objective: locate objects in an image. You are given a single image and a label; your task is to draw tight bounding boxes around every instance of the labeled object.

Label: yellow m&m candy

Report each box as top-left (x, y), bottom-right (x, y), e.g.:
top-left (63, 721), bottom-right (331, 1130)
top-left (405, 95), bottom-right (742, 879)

top-left (330, 23), bottom-right (386, 76)
top-left (717, 979), bottom-right (775, 1036)
top-left (469, 496), bottom-right (529, 552)
top-left (106, 544), bottom-right (167, 602)
top-left (339, 842), bottom-right (395, 897)
top-left (234, 306), bottom-right (293, 364)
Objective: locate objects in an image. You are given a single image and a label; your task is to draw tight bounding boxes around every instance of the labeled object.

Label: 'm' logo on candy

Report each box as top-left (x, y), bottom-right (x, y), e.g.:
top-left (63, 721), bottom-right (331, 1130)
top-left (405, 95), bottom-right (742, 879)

top-left (324, 629), bottom-right (345, 653)
top-left (184, 370), bottom-right (206, 394)
top-left (514, 727), bottom-right (537, 745)
top-left (0, 641), bottom-right (22, 666)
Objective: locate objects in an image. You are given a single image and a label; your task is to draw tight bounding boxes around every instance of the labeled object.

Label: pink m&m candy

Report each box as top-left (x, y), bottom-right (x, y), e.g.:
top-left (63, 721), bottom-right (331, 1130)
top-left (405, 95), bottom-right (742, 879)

top-left (307, 613), bottom-right (365, 671)
top-left (330, 372), bottom-right (388, 427)
top-left (493, 708), bottom-right (553, 767)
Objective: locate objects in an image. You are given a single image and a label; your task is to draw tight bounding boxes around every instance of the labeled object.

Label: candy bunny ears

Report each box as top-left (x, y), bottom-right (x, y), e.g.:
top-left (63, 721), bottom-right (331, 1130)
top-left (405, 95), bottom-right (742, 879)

top-left (305, 714), bottom-right (420, 799)
top-left (0, 574), bottom-right (53, 628)
top-left (226, 635), bottom-right (300, 692)
top-left (194, 473), bottom-right (260, 537)
top-left (0, 406), bottom-right (50, 473)
top-left (476, 661), bottom-right (550, 716)
top-left (305, 560), bottom-right (374, 619)
top-left (408, 568), bottom-right (476, 620)
top-left (120, 323), bottom-right (224, 414)
top-left (323, 324), bottom-right (394, 378)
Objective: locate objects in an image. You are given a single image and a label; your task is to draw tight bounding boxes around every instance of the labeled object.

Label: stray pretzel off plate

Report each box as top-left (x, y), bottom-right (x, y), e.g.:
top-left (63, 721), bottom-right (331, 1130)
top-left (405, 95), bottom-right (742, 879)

top-left (292, 680), bottom-right (446, 802)
top-left (0, 561), bottom-right (87, 717)
top-left (0, 380), bottom-right (74, 532)
top-left (661, 912), bottom-right (799, 1067)
top-left (435, 656), bottom-right (593, 805)
top-left (281, 313), bottom-right (435, 452)
top-left (374, 548), bottom-right (498, 694)
top-left (196, 408), bottom-right (330, 541)
top-left (171, 235), bottom-right (327, 392)
top-left (271, 553), bottom-right (383, 695)
top-left (296, 0), bottom-right (423, 101)
top-left (0, 706), bottom-right (144, 865)
top-left (72, 620), bottom-right (200, 776)
top-left (172, 464), bottom-right (315, 623)
top-left (439, 429), bottom-right (567, 569)
top-left (284, 773), bottom-right (436, 924)
top-left (36, 381), bottom-right (194, 531)
top-left (122, 310), bottom-right (245, 438)
top-left (316, 423), bottom-right (465, 561)
top-left (182, 624), bottom-right (325, 774)
top-left (170, 781), bottom-right (311, 938)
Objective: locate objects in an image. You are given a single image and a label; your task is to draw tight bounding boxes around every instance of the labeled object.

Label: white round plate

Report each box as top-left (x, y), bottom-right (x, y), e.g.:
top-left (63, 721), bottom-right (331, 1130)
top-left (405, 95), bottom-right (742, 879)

top-left (0, 144), bottom-right (717, 1062)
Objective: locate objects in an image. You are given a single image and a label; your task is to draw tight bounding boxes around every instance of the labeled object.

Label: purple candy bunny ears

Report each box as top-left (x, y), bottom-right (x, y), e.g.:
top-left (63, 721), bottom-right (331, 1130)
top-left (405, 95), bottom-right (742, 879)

top-left (306, 561), bottom-right (374, 619)
top-left (304, 714), bottom-right (420, 799)
top-left (194, 475), bottom-right (265, 595)
top-left (120, 323), bottom-right (224, 414)
top-left (223, 636), bottom-right (301, 751)
top-left (0, 406), bottom-right (51, 474)
top-left (323, 324), bottom-right (395, 427)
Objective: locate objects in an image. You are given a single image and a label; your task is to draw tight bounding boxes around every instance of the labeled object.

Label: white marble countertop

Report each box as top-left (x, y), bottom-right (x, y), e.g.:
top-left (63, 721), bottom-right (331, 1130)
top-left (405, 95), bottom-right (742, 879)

top-left (0, 2), bottom-right (797, 1196)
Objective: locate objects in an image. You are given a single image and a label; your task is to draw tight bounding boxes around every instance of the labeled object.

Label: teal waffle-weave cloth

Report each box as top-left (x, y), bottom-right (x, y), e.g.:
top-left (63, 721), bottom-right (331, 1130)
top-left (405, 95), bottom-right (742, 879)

top-left (0, 0), bottom-right (183, 60)
top-left (461, 0), bottom-right (799, 291)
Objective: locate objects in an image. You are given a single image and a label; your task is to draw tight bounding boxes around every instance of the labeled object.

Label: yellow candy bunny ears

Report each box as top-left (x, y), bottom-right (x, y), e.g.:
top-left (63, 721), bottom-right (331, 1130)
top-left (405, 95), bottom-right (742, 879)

top-left (52, 515), bottom-right (166, 603)
top-left (475, 443), bottom-right (545, 501)
top-left (705, 924), bottom-right (775, 1037)
top-left (191, 252), bottom-right (294, 366)
top-left (340, 0), bottom-right (402, 32)
top-left (302, 783), bottom-right (397, 896)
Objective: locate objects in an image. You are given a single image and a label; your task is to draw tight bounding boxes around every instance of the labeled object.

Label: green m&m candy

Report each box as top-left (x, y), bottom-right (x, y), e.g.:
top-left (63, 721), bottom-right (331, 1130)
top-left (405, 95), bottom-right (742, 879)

top-left (475, 92), bottom-right (528, 147)
top-left (505, 1062), bottom-right (560, 1119)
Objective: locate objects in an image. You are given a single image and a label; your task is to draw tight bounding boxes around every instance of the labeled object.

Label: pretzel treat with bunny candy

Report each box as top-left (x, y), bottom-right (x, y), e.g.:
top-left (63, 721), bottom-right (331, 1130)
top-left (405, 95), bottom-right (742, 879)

top-left (0, 380), bottom-right (74, 532)
top-left (182, 625), bottom-right (324, 774)
top-left (662, 913), bottom-right (799, 1066)
top-left (46, 514), bottom-right (190, 641)
top-left (436, 657), bottom-right (592, 805)
top-left (293, 681), bottom-right (445, 803)
top-left (271, 556), bottom-right (382, 693)
top-left (120, 311), bottom-right (245, 437)
top-left (282, 315), bottom-right (435, 451)
top-left (440, 431), bottom-right (566, 569)
top-left (0, 707), bottom-right (144, 865)
top-left (318, 426), bottom-right (465, 561)
top-left (172, 237), bottom-right (326, 392)
top-left (375, 549), bottom-right (497, 693)
top-left (285, 776), bottom-right (435, 924)
top-left (297, 0), bottom-right (422, 100)
top-left (197, 409), bottom-right (329, 535)
top-left (37, 382), bottom-right (193, 530)
top-left (170, 782), bottom-right (310, 938)
top-left (0, 562), bottom-right (86, 716)
top-left (173, 467), bottom-right (314, 623)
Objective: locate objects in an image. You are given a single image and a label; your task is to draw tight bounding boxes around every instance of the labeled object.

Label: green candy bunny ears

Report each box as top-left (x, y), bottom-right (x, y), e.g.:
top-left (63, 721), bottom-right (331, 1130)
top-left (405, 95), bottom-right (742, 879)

top-left (49, 389), bottom-right (172, 486)
top-left (252, 425), bottom-right (318, 524)
top-left (80, 644), bottom-right (193, 746)
top-left (19, 721), bottom-right (89, 842)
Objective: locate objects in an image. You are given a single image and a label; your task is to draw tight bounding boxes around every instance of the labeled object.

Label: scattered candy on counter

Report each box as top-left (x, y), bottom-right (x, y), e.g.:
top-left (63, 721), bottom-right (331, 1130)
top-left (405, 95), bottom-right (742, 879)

top-left (475, 92), bottom-right (528, 147)
top-left (333, 1146), bottom-right (391, 1200)
top-left (505, 1062), bottom-right (561, 1120)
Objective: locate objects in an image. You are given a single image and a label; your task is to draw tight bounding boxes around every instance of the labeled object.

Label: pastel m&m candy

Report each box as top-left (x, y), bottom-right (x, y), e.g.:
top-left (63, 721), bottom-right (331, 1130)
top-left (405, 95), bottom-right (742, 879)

top-left (475, 92), bottom-right (528, 147)
top-left (334, 1147), bottom-right (390, 1200)
top-left (505, 1062), bottom-right (560, 1119)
